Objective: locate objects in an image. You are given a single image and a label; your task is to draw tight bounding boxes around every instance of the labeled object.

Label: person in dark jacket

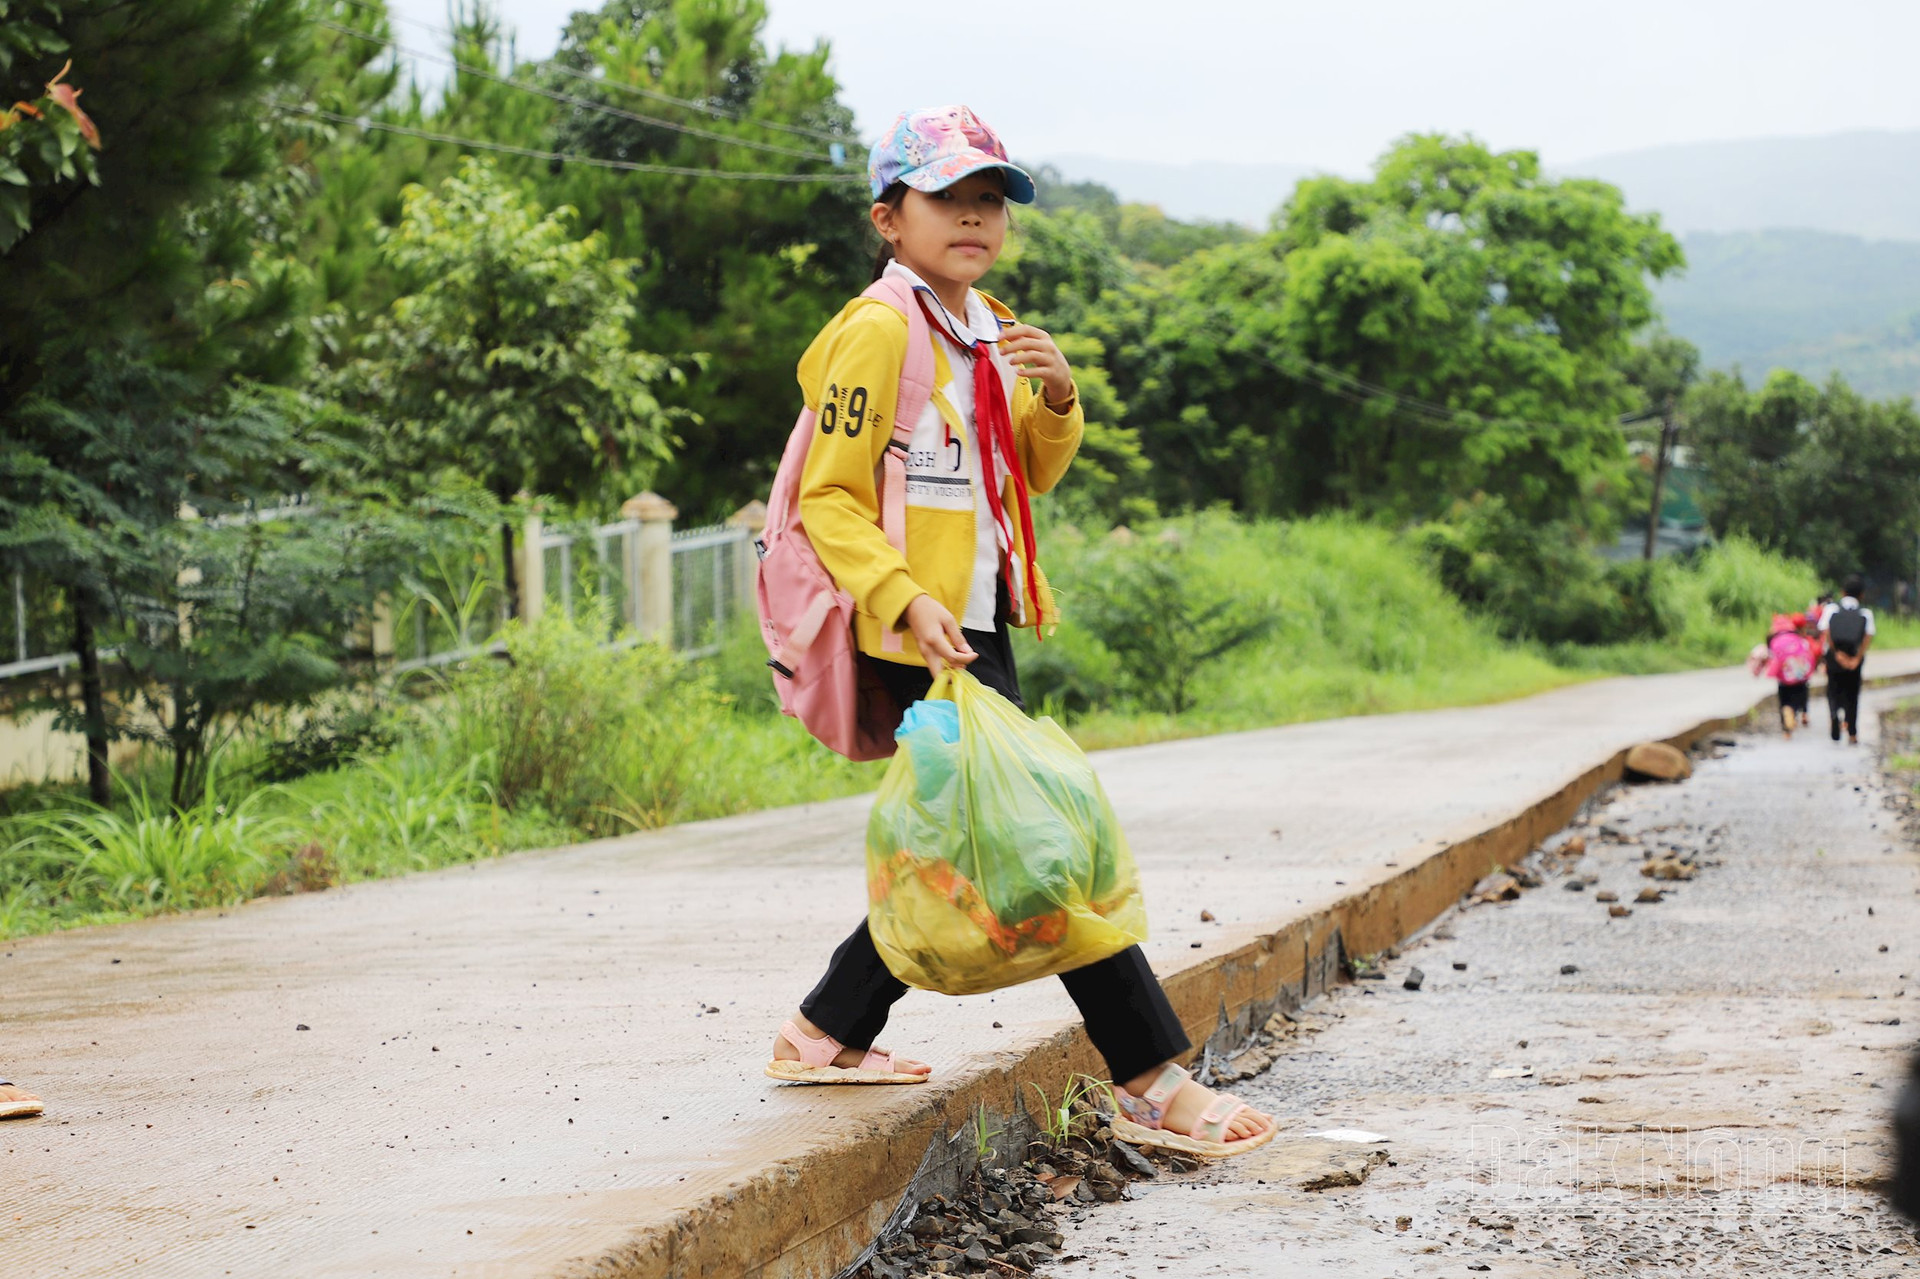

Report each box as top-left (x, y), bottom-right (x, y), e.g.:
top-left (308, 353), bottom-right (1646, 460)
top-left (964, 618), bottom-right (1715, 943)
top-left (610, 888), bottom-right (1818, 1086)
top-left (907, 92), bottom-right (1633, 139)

top-left (1818, 575), bottom-right (1875, 745)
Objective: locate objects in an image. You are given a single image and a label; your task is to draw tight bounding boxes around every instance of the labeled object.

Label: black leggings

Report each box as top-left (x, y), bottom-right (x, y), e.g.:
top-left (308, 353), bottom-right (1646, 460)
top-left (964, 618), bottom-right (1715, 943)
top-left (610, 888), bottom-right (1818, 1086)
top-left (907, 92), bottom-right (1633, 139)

top-left (798, 622), bottom-right (1191, 1085)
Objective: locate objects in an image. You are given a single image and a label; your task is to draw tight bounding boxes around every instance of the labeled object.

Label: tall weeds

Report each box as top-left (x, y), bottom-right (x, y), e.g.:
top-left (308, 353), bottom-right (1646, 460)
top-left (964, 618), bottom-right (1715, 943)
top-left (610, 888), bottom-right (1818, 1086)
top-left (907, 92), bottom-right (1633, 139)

top-left (1, 775), bottom-right (283, 920)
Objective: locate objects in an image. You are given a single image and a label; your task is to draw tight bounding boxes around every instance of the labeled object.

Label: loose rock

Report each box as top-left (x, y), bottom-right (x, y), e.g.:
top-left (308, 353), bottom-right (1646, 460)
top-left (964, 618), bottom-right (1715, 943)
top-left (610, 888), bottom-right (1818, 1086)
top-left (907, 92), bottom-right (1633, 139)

top-left (1625, 741), bottom-right (1692, 781)
top-left (1470, 872), bottom-right (1523, 903)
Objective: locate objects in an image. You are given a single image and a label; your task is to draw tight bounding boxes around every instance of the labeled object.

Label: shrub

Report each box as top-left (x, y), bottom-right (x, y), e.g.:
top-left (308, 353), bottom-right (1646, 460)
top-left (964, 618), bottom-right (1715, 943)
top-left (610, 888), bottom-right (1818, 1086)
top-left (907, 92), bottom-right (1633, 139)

top-left (258, 695), bottom-right (398, 782)
top-left (1690, 535), bottom-right (1823, 622)
top-left (708, 609), bottom-right (783, 717)
top-left (413, 610), bottom-right (730, 836)
top-left (1420, 497), bottom-right (1652, 645)
top-left (1076, 531), bottom-right (1278, 714)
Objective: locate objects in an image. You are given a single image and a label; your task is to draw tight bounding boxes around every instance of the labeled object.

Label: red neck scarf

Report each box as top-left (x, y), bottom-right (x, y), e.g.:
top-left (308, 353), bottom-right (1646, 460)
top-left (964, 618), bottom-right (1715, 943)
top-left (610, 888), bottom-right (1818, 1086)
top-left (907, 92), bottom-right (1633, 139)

top-left (918, 294), bottom-right (1043, 634)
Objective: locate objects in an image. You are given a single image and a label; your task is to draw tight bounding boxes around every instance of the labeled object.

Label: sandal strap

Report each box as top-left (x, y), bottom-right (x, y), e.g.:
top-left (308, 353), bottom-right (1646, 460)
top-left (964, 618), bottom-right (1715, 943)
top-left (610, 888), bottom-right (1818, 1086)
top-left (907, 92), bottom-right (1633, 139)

top-left (1191, 1094), bottom-right (1249, 1144)
top-left (858, 1048), bottom-right (894, 1072)
top-left (1140, 1063), bottom-right (1189, 1110)
top-left (780, 1020), bottom-right (846, 1069)
top-left (1116, 1063), bottom-right (1190, 1130)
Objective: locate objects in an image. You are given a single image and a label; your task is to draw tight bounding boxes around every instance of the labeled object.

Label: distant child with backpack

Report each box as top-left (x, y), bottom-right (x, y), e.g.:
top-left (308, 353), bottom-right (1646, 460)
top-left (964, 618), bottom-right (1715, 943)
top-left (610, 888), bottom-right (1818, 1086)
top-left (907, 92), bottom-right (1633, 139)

top-left (1819, 576), bottom-right (1875, 744)
top-left (1763, 613), bottom-right (1815, 738)
top-left (758, 106), bottom-right (1275, 1158)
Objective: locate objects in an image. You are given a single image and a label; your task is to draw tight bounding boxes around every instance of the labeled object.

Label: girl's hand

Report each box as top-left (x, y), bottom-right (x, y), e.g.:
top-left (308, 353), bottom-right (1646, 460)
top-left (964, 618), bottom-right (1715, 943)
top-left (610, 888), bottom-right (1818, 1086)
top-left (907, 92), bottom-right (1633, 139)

top-left (904, 594), bottom-right (975, 675)
top-left (998, 324), bottom-right (1073, 407)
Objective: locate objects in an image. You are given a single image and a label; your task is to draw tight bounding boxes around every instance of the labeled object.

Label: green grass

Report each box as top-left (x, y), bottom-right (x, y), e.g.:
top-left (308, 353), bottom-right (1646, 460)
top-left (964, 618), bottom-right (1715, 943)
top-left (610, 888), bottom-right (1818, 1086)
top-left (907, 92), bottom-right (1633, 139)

top-left (0, 515), bottom-right (1902, 940)
top-left (1026, 515), bottom-right (1580, 750)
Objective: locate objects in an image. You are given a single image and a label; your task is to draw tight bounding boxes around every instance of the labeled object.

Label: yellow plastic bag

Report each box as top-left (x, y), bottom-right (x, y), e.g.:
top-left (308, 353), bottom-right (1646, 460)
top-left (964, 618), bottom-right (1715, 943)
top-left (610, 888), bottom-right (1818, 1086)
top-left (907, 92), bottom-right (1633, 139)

top-left (865, 669), bottom-right (1148, 995)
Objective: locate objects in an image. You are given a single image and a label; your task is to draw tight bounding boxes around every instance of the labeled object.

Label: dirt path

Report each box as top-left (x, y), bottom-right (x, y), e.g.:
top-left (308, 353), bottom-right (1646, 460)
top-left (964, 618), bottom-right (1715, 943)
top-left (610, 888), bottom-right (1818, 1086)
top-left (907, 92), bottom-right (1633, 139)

top-left (1055, 687), bottom-right (1920, 1276)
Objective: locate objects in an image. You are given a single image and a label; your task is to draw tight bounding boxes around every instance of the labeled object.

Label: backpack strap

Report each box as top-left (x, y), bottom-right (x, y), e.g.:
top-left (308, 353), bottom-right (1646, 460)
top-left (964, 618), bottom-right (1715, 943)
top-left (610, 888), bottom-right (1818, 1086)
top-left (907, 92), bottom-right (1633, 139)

top-left (861, 273), bottom-right (936, 654)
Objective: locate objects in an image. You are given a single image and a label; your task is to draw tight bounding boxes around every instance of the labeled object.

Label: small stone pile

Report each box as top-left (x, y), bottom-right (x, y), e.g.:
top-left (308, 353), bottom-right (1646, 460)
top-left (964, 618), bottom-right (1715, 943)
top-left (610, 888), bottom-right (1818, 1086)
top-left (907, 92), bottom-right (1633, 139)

top-left (850, 1124), bottom-right (1181, 1278)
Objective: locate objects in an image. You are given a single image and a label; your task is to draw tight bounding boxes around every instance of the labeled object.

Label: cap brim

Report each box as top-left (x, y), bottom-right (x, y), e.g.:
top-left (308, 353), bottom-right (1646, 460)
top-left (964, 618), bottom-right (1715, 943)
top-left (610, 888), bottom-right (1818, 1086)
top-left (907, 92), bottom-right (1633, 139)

top-left (901, 154), bottom-right (1036, 204)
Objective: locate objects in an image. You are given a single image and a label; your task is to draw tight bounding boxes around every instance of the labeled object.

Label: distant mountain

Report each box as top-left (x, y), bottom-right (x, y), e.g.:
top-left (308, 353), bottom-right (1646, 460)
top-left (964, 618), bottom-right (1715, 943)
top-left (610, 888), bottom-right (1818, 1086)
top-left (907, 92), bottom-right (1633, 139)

top-left (1573, 131), bottom-right (1920, 243)
top-left (1051, 130), bottom-right (1920, 243)
top-left (1658, 229), bottom-right (1920, 400)
top-left (1041, 153), bottom-right (1321, 227)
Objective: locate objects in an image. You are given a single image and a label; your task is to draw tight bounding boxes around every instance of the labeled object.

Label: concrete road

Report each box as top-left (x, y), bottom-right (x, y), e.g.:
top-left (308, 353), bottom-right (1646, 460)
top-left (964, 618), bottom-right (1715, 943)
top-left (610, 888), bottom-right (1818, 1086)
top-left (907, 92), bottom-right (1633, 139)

top-left (4, 659), bottom-right (1916, 1278)
top-left (1058, 685), bottom-right (1920, 1276)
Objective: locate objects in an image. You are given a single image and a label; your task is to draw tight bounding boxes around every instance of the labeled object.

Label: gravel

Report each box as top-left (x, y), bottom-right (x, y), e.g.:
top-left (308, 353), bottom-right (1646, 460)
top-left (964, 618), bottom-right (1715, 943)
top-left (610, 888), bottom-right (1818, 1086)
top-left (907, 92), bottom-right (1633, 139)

top-left (1047, 688), bottom-right (1920, 1275)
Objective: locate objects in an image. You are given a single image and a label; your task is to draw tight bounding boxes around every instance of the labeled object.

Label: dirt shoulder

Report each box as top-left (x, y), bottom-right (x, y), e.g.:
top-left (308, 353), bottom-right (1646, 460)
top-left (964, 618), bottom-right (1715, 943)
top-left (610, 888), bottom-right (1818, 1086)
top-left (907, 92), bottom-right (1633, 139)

top-left (1054, 685), bottom-right (1920, 1276)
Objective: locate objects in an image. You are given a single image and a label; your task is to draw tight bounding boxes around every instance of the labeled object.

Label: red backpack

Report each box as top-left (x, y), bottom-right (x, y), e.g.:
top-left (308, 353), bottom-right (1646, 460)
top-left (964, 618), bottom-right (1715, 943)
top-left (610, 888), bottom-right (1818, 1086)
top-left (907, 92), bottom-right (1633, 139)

top-left (753, 275), bottom-right (935, 760)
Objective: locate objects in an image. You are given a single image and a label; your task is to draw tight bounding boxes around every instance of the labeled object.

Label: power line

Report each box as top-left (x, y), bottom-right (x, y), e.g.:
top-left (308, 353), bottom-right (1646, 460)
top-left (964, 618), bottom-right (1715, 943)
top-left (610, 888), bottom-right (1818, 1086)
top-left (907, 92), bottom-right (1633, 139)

top-left (322, 0), bottom-right (857, 148)
top-left (276, 104), bottom-right (865, 184)
top-left (316, 20), bottom-right (842, 166)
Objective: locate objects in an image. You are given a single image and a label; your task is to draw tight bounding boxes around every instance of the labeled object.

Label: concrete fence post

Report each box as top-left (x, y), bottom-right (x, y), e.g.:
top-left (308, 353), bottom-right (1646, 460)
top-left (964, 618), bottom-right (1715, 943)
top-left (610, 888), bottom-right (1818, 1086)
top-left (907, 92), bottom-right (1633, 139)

top-left (622, 492), bottom-right (677, 644)
top-left (728, 500), bottom-right (767, 626)
top-left (519, 512), bottom-right (545, 625)
top-left (369, 597), bottom-right (397, 663)
top-left (176, 502), bottom-right (201, 644)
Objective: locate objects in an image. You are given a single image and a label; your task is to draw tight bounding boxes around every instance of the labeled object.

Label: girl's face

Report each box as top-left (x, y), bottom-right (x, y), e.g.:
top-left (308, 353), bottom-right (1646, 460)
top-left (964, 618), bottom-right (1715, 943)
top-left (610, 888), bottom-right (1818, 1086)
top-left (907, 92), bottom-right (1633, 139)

top-left (874, 172), bottom-right (1009, 292)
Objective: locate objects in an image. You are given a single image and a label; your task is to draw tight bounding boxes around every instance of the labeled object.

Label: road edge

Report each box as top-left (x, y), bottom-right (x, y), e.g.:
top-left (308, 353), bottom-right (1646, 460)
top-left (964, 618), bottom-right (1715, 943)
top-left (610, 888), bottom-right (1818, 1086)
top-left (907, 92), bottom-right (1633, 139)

top-left (578, 674), bottom-right (1918, 1279)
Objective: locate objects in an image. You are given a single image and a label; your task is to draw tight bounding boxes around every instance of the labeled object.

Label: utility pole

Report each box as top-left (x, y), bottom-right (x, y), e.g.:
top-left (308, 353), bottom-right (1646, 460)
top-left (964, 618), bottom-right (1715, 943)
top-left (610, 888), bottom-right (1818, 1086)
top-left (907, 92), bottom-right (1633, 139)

top-left (1643, 397), bottom-right (1678, 562)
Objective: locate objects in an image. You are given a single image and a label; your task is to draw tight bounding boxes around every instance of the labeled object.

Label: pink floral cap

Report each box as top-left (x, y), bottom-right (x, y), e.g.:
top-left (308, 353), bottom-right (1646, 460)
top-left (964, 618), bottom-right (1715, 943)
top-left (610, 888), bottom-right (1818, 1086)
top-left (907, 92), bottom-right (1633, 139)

top-left (867, 105), bottom-right (1035, 204)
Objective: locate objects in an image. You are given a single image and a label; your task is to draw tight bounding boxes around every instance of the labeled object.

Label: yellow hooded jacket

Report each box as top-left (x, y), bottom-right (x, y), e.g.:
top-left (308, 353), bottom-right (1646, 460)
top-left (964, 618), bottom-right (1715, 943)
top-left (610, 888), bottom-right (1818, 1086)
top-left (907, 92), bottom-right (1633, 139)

top-left (796, 287), bottom-right (1083, 666)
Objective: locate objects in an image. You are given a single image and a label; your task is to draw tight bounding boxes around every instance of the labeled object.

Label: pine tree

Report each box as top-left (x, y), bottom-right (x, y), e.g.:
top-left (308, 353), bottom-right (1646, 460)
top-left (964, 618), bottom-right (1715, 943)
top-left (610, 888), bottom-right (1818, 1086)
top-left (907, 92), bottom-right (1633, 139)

top-left (0, 0), bottom-right (389, 804)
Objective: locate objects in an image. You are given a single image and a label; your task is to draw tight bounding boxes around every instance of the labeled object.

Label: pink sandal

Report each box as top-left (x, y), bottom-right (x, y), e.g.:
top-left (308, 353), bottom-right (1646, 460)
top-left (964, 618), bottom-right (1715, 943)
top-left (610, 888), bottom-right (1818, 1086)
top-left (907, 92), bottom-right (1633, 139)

top-left (1111, 1063), bottom-right (1276, 1158)
top-left (763, 1020), bottom-right (929, 1085)
top-left (0, 1080), bottom-right (44, 1120)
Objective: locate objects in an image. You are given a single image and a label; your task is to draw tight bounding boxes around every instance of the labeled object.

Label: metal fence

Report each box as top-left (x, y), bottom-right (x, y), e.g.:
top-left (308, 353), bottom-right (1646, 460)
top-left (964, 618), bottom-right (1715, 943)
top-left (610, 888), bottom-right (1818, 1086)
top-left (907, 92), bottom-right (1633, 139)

top-left (670, 524), bottom-right (751, 659)
top-left (3, 514), bottom-right (757, 682)
top-left (3, 565), bottom-right (84, 681)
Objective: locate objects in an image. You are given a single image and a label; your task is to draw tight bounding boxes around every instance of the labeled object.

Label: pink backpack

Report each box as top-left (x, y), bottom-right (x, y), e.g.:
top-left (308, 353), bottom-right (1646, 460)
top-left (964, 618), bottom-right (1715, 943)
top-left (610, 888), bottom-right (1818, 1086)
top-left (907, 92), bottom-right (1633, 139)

top-left (1768, 631), bottom-right (1814, 685)
top-left (754, 275), bottom-right (936, 761)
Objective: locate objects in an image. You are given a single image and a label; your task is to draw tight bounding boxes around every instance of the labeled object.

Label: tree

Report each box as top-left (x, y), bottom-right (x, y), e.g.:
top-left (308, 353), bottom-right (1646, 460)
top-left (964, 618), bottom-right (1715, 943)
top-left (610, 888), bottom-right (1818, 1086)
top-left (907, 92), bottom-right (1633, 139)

top-left (539, 0), bottom-right (868, 519)
top-left (1118, 135), bottom-right (1684, 525)
top-left (0, 0), bottom-right (319, 408)
top-left (3, 350), bottom-right (452, 806)
top-left (0, 0), bottom-right (332, 805)
top-left (987, 207), bottom-right (1154, 524)
top-left (1689, 368), bottom-right (1920, 584)
top-left (330, 158), bottom-right (685, 613)
top-left (0, 3), bottom-right (102, 252)
top-left (1617, 331), bottom-right (1701, 557)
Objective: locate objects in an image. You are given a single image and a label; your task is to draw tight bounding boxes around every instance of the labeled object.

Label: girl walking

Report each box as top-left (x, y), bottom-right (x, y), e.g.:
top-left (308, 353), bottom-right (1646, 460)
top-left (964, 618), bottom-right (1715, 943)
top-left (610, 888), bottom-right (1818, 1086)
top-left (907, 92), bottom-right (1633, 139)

top-left (764, 106), bottom-right (1275, 1158)
top-left (1765, 613), bottom-right (1815, 738)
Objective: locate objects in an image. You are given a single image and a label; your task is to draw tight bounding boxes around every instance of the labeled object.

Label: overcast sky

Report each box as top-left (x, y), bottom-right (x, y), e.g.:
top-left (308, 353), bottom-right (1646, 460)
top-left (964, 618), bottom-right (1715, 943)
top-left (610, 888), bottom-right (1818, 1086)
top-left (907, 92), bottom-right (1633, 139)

top-left (388, 0), bottom-right (1920, 172)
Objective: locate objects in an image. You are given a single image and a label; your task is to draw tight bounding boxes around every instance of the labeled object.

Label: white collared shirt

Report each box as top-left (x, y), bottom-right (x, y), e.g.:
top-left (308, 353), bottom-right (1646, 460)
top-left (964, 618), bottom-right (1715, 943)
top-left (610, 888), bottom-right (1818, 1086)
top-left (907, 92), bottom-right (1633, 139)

top-left (1818, 597), bottom-right (1876, 636)
top-left (884, 261), bottom-right (1015, 631)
